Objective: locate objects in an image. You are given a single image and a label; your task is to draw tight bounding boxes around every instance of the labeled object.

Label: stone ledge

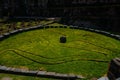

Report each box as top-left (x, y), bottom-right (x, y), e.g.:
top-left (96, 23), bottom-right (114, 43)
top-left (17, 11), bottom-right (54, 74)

top-left (0, 65), bottom-right (83, 79)
top-left (0, 25), bottom-right (120, 42)
top-left (70, 25), bottom-right (120, 41)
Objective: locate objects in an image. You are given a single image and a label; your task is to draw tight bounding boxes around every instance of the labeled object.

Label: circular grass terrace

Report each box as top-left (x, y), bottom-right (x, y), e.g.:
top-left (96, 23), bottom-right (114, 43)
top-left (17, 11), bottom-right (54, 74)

top-left (0, 27), bottom-right (120, 79)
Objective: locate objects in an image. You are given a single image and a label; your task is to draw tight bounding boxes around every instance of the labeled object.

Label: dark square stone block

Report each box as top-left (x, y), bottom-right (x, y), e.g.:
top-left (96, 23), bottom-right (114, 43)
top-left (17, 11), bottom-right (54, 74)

top-left (60, 36), bottom-right (66, 43)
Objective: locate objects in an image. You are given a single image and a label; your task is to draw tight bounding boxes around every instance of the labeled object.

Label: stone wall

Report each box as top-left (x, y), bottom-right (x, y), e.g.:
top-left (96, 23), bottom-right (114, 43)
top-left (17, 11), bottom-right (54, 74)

top-left (107, 58), bottom-right (120, 80)
top-left (0, 25), bottom-right (120, 41)
top-left (0, 65), bottom-right (83, 80)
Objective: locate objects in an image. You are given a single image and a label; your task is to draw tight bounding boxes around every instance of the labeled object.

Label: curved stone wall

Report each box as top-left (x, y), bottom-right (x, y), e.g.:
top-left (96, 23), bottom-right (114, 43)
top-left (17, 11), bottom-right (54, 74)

top-left (69, 25), bottom-right (120, 41)
top-left (0, 25), bottom-right (120, 41)
top-left (0, 65), bottom-right (83, 79)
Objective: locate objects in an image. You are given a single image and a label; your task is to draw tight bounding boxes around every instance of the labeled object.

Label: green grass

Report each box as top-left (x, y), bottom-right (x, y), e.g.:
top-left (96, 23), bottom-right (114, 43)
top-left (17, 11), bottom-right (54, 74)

top-left (0, 28), bottom-right (120, 79)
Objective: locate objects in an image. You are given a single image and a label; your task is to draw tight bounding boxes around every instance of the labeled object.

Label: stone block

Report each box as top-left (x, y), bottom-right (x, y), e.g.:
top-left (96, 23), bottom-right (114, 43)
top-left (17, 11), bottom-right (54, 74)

top-left (6, 67), bottom-right (12, 71)
top-left (62, 74), bottom-right (69, 77)
top-left (39, 26), bottom-right (44, 29)
top-left (0, 66), bottom-right (7, 71)
top-left (34, 26), bottom-right (39, 28)
top-left (18, 29), bottom-right (24, 32)
top-left (68, 74), bottom-right (76, 78)
top-left (95, 29), bottom-right (100, 32)
top-left (10, 30), bottom-right (19, 34)
top-left (37, 71), bottom-right (47, 76)
top-left (27, 70), bottom-right (38, 74)
top-left (3, 33), bottom-right (10, 36)
top-left (55, 73), bottom-right (64, 77)
top-left (115, 35), bottom-right (120, 38)
top-left (70, 25), bottom-right (75, 29)
top-left (107, 58), bottom-right (120, 80)
top-left (110, 34), bottom-right (115, 37)
top-left (46, 72), bottom-right (56, 76)
top-left (60, 36), bottom-right (66, 43)
top-left (74, 26), bottom-right (79, 29)
top-left (11, 68), bottom-right (21, 73)
top-left (104, 32), bottom-right (111, 35)
top-left (0, 35), bottom-right (4, 40)
top-left (24, 28), bottom-right (30, 31)
top-left (89, 28), bottom-right (94, 31)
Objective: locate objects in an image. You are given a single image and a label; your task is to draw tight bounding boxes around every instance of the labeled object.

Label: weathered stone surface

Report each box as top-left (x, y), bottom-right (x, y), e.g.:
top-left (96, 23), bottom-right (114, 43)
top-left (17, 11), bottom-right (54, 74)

top-left (37, 71), bottom-right (47, 75)
top-left (0, 66), bottom-right (7, 70)
top-left (68, 74), bottom-right (76, 78)
top-left (69, 26), bottom-right (74, 29)
top-left (104, 32), bottom-right (111, 34)
top-left (0, 65), bottom-right (82, 79)
top-left (10, 30), bottom-right (19, 34)
top-left (3, 33), bottom-right (10, 36)
top-left (89, 28), bottom-right (94, 31)
top-left (24, 28), bottom-right (30, 31)
top-left (61, 74), bottom-right (69, 77)
top-left (39, 26), bottom-right (44, 29)
top-left (0, 35), bottom-right (4, 40)
top-left (27, 70), bottom-right (38, 74)
top-left (98, 77), bottom-right (109, 80)
top-left (55, 73), bottom-right (64, 77)
top-left (6, 67), bottom-right (12, 71)
top-left (34, 26), bottom-right (39, 28)
top-left (46, 72), bottom-right (56, 76)
top-left (95, 29), bottom-right (100, 32)
top-left (11, 68), bottom-right (21, 72)
top-left (107, 58), bottom-right (120, 80)
top-left (18, 29), bottom-right (24, 32)
top-left (111, 34), bottom-right (115, 36)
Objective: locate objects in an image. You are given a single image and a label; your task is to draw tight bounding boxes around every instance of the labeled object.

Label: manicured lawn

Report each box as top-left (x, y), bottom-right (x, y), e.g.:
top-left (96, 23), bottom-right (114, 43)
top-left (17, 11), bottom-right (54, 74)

top-left (0, 27), bottom-right (120, 79)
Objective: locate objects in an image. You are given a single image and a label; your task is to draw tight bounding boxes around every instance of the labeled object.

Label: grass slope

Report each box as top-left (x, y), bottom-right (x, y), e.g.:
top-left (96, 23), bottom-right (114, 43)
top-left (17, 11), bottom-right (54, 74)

top-left (0, 28), bottom-right (120, 79)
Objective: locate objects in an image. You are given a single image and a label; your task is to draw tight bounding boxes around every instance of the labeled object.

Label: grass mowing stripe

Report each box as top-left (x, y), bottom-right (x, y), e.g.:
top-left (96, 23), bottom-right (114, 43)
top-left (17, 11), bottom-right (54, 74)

top-left (9, 50), bottom-right (110, 64)
top-left (69, 39), bottom-right (120, 54)
top-left (62, 45), bottom-right (108, 56)
top-left (0, 48), bottom-right (106, 60)
top-left (0, 49), bottom-right (109, 65)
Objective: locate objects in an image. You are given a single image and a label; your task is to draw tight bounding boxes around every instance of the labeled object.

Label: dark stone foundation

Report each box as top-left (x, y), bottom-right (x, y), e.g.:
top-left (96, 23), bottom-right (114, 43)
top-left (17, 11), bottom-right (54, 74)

top-left (107, 58), bottom-right (120, 80)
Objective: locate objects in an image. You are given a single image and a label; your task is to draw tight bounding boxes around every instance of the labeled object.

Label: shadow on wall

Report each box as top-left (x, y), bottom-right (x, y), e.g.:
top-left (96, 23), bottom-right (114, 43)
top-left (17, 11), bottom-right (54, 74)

top-left (61, 18), bottom-right (120, 32)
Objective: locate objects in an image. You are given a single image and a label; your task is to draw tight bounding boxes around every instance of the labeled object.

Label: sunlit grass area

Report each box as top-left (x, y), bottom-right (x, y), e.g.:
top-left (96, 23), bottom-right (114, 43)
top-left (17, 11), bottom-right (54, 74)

top-left (0, 27), bottom-right (120, 79)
